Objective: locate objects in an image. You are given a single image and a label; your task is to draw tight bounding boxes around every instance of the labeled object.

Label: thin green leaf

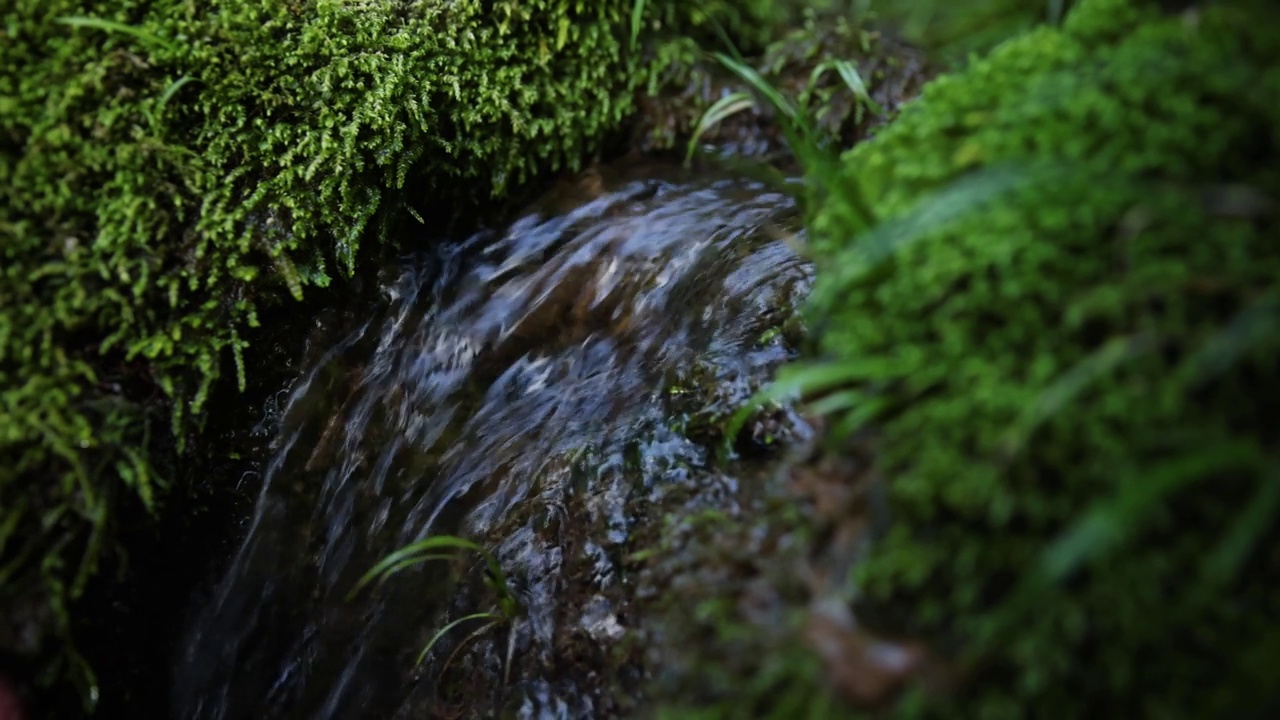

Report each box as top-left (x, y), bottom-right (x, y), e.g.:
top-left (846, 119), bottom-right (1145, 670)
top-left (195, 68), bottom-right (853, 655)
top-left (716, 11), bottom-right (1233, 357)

top-left (57, 16), bottom-right (174, 50)
top-left (345, 553), bottom-right (459, 601)
top-left (685, 91), bottom-right (756, 166)
top-left (833, 60), bottom-right (886, 117)
top-left (1040, 439), bottom-right (1266, 583)
top-left (1179, 290), bottom-right (1280, 384)
top-left (722, 359), bottom-right (902, 457)
top-left (416, 613), bottom-right (501, 666)
top-left (712, 51), bottom-right (862, 226)
top-left (806, 60), bottom-right (835, 94)
top-left (980, 439), bottom-right (1271, 653)
top-left (1001, 333), bottom-right (1155, 456)
top-left (803, 389), bottom-right (865, 416)
top-left (630, 0), bottom-right (646, 51)
top-left (347, 535), bottom-right (484, 599)
top-left (694, 0), bottom-right (743, 65)
top-left (1201, 470), bottom-right (1280, 588)
top-left (0, 499), bottom-right (25, 559)
top-left (714, 52), bottom-right (797, 123)
top-left (154, 75), bottom-right (195, 125)
top-left (67, 645), bottom-right (101, 713)
top-left (773, 361), bottom-right (888, 398)
top-left (723, 362), bottom-right (864, 446)
top-left (828, 396), bottom-right (891, 440)
top-left (841, 163), bottom-right (1029, 278)
top-left (1047, 0), bottom-right (1068, 24)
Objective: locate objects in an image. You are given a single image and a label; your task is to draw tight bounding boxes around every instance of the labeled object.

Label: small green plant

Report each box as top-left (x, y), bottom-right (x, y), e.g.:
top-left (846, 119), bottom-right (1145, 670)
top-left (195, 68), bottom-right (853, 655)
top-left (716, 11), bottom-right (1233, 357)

top-left (710, 50), bottom-right (879, 237)
top-left (682, 56), bottom-right (886, 168)
top-left (803, 59), bottom-right (884, 124)
top-left (348, 535), bottom-right (520, 681)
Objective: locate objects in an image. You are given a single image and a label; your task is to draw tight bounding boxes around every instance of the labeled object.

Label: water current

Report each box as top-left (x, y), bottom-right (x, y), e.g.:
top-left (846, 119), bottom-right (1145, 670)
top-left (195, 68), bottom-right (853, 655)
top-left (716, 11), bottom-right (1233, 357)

top-left (176, 164), bottom-right (813, 719)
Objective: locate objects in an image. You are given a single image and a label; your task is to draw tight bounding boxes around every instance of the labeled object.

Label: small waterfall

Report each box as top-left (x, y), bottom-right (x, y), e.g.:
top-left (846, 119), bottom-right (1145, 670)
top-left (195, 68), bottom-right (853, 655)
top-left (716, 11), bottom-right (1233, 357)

top-left (176, 165), bottom-right (813, 719)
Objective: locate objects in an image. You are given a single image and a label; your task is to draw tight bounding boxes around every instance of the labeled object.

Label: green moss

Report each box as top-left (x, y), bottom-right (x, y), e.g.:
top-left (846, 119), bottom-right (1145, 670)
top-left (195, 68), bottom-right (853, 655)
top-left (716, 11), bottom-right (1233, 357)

top-left (636, 10), bottom-right (931, 159)
top-left (806, 0), bottom-right (1280, 716)
top-left (0, 0), bottom-right (778, 699)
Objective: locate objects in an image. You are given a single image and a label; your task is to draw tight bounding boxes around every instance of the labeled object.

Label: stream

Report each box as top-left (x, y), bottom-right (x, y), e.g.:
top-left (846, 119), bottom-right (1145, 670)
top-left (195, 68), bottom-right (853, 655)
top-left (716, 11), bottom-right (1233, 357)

top-left (175, 162), bottom-right (814, 719)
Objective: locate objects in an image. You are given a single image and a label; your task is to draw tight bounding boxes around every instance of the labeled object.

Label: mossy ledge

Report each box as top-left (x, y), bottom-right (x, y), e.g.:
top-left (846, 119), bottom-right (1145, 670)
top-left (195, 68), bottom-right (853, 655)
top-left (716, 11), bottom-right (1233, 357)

top-left (0, 0), bottom-right (780, 701)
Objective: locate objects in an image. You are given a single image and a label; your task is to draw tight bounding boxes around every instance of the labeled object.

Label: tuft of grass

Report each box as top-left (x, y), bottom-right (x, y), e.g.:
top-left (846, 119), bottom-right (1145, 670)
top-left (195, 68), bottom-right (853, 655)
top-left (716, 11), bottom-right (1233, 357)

top-left (348, 534), bottom-right (520, 681)
top-left (811, 59), bottom-right (884, 124)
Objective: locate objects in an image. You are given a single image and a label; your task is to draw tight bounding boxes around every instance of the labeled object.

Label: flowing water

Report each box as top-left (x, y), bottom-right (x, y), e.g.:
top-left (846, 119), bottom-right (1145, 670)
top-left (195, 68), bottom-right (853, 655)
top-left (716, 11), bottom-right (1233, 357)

top-left (175, 163), bottom-right (814, 719)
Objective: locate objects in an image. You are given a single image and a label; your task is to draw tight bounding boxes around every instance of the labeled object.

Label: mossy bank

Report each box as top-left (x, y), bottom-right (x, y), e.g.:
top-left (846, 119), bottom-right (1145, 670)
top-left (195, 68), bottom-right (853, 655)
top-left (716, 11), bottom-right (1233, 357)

top-left (0, 0), bottom-right (785, 706)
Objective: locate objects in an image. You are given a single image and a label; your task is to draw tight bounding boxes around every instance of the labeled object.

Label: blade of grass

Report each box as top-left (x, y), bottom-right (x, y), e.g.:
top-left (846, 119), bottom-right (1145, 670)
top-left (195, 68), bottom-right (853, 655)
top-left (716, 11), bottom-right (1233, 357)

top-left (347, 535), bottom-right (486, 599)
top-left (1040, 439), bottom-right (1266, 584)
top-left (694, 0), bottom-right (744, 65)
top-left (1200, 470), bottom-right (1280, 588)
top-left (714, 52), bottom-right (798, 124)
top-left (440, 617), bottom-right (504, 680)
top-left (803, 389), bottom-right (865, 416)
top-left (828, 396), bottom-right (890, 440)
top-left (722, 359), bottom-right (901, 457)
top-left (630, 0), bottom-right (646, 51)
top-left (503, 618), bottom-right (518, 685)
top-left (153, 75), bottom-right (195, 127)
top-left (832, 60), bottom-right (886, 119)
top-left (0, 499), bottom-right (24, 559)
top-left (685, 91), bottom-right (756, 166)
top-left (58, 16), bottom-right (174, 51)
top-left (1179, 290), bottom-right (1280, 384)
top-left (977, 438), bottom-right (1270, 656)
top-left (344, 553), bottom-right (460, 601)
top-left (416, 613), bottom-right (501, 666)
top-left (1000, 332), bottom-right (1155, 456)
top-left (844, 163), bottom-right (1028, 273)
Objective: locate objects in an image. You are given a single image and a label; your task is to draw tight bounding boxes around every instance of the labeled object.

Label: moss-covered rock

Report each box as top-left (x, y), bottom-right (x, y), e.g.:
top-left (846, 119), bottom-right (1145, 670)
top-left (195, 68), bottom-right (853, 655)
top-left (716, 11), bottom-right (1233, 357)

top-left (0, 0), bottom-right (781, 699)
top-left (634, 12), bottom-right (931, 161)
top-left (806, 0), bottom-right (1280, 715)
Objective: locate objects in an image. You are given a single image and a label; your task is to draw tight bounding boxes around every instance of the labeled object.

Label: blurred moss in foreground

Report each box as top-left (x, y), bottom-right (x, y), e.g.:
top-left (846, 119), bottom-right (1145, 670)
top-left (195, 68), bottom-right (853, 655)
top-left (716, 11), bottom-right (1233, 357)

top-left (803, 0), bottom-right (1280, 715)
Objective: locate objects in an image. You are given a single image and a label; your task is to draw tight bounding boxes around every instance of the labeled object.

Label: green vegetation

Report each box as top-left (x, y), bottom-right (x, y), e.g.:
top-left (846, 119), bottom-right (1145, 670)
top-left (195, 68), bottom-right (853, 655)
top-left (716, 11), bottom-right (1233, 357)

top-left (791, 0), bottom-right (1280, 715)
top-left (349, 535), bottom-right (519, 677)
top-left (0, 0), bottom-right (781, 702)
top-left (9, 0), bottom-right (1278, 715)
top-left (640, 7), bottom-right (929, 161)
